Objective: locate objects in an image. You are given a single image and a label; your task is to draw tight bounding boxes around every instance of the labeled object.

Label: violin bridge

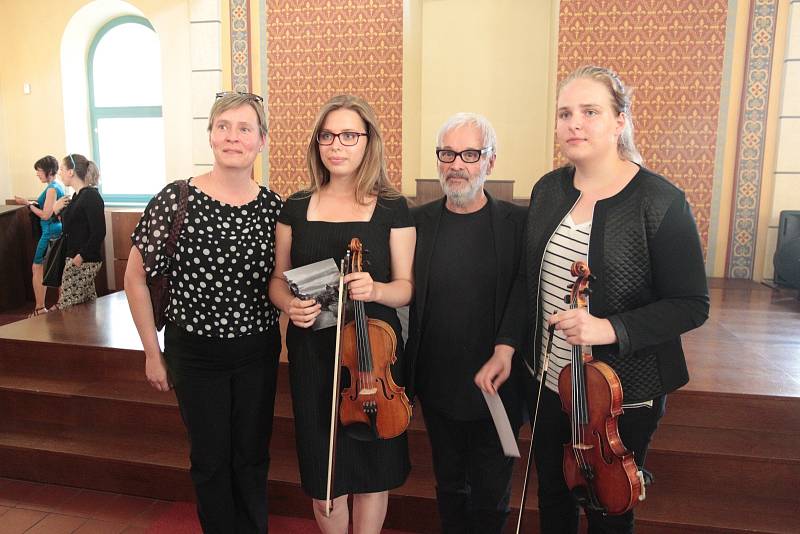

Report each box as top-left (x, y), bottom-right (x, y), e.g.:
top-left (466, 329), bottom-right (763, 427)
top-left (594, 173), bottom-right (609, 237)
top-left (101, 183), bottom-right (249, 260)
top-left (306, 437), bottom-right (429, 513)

top-left (359, 387), bottom-right (377, 395)
top-left (573, 443), bottom-right (594, 451)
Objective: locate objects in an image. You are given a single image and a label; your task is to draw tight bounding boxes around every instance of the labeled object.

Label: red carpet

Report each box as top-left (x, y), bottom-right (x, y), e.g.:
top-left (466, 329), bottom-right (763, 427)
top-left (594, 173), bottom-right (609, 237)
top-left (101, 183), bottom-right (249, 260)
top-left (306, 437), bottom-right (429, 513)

top-left (146, 501), bottom-right (419, 533)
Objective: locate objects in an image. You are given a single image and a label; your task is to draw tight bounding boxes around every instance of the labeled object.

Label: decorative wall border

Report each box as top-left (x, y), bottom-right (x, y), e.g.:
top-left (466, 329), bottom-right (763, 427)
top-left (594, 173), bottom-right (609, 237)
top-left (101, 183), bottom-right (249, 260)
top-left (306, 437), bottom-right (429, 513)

top-left (230, 0), bottom-right (252, 92)
top-left (726, 0), bottom-right (780, 278)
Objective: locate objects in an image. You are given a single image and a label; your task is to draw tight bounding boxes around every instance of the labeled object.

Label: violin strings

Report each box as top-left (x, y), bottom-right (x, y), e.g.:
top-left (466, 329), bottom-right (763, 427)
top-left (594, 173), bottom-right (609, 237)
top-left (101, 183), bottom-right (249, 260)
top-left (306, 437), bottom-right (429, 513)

top-left (571, 297), bottom-right (588, 474)
top-left (356, 300), bottom-right (368, 392)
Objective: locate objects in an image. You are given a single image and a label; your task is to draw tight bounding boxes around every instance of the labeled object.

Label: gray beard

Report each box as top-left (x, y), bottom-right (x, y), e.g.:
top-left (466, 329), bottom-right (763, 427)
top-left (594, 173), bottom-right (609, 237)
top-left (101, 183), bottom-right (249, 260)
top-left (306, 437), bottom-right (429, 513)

top-left (439, 171), bottom-right (486, 208)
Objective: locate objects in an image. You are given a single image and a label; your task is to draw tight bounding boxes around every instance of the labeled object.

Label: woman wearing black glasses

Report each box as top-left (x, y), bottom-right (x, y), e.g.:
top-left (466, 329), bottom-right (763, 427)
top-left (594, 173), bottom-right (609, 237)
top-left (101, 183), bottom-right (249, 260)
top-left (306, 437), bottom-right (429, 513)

top-left (125, 92), bottom-right (282, 533)
top-left (269, 94), bottom-right (415, 534)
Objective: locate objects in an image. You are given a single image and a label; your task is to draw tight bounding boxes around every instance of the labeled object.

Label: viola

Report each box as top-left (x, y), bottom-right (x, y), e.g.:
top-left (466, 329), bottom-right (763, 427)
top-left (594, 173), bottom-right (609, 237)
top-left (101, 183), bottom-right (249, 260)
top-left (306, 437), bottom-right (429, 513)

top-left (338, 237), bottom-right (411, 441)
top-left (557, 261), bottom-right (644, 515)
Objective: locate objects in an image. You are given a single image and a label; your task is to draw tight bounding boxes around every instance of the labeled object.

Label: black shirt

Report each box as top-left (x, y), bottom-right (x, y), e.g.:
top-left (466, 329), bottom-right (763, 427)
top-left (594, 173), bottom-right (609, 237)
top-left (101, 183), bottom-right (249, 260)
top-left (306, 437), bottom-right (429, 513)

top-left (416, 203), bottom-right (496, 420)
top-left (61, 186), bottom-right (106, 262)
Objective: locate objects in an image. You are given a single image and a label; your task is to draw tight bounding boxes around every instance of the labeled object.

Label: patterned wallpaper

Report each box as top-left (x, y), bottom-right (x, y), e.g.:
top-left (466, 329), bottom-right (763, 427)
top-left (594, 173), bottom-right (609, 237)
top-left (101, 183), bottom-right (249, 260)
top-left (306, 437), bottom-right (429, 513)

top-left (265, 0), bottom-right (403, 198)
top-left (557, 0), bottom-right (729, 253)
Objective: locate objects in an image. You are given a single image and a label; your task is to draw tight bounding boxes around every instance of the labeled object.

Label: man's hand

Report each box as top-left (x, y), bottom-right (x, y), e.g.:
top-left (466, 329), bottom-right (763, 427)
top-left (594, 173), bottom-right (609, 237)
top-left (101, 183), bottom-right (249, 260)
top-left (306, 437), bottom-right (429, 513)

top-left (474, 344), bottom-right (515, 395)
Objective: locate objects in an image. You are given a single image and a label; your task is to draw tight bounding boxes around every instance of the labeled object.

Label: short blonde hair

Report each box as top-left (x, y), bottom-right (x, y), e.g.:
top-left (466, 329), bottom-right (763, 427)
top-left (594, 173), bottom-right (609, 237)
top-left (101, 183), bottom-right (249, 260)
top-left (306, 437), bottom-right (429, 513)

top-left (558, 65), bottom-right (643, 165)
top-left (305, 94), bottom-right (399, 205)
top-left (207, 92), bottom-right (267, 138)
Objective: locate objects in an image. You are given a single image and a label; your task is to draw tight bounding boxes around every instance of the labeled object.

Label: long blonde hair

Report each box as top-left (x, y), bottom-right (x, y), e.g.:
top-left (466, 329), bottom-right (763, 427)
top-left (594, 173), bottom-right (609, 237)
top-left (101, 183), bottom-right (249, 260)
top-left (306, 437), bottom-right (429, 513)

top-left (558, 65), bottom-right (643, 165)
top-left (305, 94), bottom-right (399, 204)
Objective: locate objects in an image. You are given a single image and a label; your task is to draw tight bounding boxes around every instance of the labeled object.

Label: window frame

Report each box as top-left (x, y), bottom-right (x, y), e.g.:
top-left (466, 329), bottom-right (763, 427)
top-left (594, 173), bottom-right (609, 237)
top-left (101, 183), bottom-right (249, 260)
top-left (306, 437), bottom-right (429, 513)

top-left (87, 15), bottom-right (163, 204)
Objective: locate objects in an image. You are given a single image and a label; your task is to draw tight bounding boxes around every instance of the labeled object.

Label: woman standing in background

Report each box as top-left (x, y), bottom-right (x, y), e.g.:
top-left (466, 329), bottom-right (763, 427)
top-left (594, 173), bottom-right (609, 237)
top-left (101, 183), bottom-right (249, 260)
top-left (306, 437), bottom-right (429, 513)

top-left (52, 154), bottom-right (106, 310)
top-left (14, 155), bottom-right (65, 316)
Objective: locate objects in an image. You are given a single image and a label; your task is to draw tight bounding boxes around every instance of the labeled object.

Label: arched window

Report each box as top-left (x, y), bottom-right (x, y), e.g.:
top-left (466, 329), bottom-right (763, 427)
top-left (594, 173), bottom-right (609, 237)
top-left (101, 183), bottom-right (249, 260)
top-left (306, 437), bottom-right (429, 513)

top-left (88, 16), bottom-right (165, 202)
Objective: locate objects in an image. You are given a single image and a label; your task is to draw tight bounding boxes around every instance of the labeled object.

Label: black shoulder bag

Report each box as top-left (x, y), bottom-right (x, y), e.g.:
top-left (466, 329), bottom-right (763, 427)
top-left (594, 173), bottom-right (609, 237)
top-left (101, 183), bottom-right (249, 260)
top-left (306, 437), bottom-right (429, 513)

top-left (147, 179), bottom-right (189, 331)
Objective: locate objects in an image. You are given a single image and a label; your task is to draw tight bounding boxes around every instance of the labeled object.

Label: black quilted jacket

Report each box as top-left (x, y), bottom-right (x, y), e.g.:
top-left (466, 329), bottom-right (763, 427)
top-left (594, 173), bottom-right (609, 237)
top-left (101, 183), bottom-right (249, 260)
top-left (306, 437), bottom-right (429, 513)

top-left (506, 165), bottom-right (709, 402)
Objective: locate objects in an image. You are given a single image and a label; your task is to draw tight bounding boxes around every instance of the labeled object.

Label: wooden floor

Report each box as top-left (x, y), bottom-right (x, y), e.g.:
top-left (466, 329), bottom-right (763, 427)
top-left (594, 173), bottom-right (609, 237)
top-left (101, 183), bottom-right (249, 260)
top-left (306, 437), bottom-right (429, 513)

top-left (683, 278), bottom-right (800, 397)
top-left (0, 279), bottom-right (798, 533)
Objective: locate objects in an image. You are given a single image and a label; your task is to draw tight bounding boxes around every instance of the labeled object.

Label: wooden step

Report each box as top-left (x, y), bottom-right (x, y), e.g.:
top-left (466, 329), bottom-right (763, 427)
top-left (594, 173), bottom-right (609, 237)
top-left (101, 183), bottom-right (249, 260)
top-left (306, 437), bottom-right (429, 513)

top-left (662, 389), bottom-right (800, 434)
top-left (8, 372), bottom-right (797, 505)
top-left (0, 339), bottom-right (143, 383)
top-left (1, 376), bottom-right (796, 534)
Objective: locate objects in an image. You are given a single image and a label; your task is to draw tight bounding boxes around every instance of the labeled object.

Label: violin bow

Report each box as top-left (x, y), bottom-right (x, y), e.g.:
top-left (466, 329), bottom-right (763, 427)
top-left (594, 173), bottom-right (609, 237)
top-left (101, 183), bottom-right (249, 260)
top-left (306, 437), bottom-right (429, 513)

top-left (324, 257), bottom-right (348, 517)
top-left (515, 323), bottom-right (556, 533)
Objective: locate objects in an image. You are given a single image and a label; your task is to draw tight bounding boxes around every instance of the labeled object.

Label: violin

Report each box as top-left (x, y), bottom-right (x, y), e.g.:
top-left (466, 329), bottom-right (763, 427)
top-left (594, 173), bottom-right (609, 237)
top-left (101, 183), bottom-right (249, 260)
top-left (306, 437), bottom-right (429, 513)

top-left (323, 238), bottom-right (413, 516)
top-left (557, 261), bottom-right (644, 515)
top-left (338, 237), bottom-right (411, 441)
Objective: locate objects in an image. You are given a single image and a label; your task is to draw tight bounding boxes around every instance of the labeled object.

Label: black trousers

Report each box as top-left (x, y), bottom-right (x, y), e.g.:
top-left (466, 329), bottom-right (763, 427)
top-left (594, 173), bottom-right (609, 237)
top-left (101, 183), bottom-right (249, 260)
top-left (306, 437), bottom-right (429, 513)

top-left (422, 404), bottom-right (519, 534)
top-left (528, 379), bottom-right (666, 534)
top-left (164, 323), bottom-right (281, 534)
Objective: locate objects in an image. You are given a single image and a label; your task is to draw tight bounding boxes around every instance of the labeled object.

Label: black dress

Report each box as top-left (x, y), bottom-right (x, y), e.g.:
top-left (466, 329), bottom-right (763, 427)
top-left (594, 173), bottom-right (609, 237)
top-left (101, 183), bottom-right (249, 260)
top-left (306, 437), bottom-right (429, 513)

top-left (278, 192), bottom-right (412, 499)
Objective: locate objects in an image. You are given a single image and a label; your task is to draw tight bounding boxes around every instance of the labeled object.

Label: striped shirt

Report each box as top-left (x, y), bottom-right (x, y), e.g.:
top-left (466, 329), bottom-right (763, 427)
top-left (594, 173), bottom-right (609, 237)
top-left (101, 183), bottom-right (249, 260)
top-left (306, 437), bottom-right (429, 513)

top-left (539, 213), bottom-right (591, 393)
top-left (538, 212), bottom-right (653, 408)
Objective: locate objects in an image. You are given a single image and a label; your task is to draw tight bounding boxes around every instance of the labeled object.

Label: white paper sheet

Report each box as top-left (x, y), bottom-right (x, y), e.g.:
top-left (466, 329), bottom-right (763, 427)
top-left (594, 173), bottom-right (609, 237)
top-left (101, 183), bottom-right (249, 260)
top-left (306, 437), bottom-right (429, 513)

top-left (481, 390), bottom-right (520, 458)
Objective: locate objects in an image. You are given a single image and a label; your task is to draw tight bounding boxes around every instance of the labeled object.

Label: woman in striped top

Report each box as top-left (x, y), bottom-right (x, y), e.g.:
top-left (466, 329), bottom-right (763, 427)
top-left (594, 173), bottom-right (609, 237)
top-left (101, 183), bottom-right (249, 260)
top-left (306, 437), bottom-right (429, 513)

top-left (508, 66), bottom-right (709, 533)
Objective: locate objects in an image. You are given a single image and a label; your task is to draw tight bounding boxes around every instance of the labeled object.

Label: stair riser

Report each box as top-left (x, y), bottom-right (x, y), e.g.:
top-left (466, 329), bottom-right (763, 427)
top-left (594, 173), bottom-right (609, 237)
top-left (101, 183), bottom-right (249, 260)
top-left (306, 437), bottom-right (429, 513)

top-left (5, 341), bottom-right (798, 437)
top-left (645, 451), bottom-right (800, 503)
top-left (0, 341), bottom-right (142, 383)
top-left (0, 389), bottom-right (185, 438)
top-left (662, 391), bottom-right (800, 433)
top-left (0, 446), bottom-right (194, 501)
top-left (406, 425), bottom-right (800, 504)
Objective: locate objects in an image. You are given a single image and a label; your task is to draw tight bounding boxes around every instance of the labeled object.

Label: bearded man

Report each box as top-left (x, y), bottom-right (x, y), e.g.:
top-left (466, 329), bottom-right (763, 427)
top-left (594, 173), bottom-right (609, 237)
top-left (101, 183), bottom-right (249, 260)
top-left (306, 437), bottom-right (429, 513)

top-left (405, 113), bottom-right (527, 534)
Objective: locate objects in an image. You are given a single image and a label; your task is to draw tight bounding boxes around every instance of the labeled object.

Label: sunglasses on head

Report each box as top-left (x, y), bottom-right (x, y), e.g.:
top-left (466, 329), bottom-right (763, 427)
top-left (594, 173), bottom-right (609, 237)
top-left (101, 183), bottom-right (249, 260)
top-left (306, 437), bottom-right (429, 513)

top-left (215, 91), bottom-right (264, 104)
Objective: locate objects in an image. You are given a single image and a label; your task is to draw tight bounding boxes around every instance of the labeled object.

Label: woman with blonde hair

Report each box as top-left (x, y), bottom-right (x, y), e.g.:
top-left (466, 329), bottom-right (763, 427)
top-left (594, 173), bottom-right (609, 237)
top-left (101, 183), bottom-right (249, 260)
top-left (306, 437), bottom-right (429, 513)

top-left (486, 66), bottom-right (708, 533)
top-left (126, 92), bottom-right (282, 533)
top-left (269, 94), bottom-right (415, 533)
top-left (52, 154), bottom-right (106, 309)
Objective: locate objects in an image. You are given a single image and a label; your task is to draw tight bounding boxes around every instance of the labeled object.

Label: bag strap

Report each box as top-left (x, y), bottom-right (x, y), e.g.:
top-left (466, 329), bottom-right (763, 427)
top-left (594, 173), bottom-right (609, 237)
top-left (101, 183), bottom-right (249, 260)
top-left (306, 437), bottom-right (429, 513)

top-left (164, 180), bottom-right (189, 259)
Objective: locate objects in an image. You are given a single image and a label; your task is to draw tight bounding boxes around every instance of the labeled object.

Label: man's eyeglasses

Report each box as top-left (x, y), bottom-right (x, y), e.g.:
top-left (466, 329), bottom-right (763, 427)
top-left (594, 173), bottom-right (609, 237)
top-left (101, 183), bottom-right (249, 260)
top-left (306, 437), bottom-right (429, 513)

top-left (317, 131), bottom-right (368, 146)
top-left (436, 147), bottom-right (493, 164)
top-left (215, 91), bottom-right (264, 104)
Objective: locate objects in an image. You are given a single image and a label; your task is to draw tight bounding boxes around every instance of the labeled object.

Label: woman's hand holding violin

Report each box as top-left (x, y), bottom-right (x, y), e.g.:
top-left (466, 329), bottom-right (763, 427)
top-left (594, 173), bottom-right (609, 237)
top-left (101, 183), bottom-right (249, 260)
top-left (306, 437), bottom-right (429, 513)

top-left (288, 297), bottom-right (321, 328)
top-left (343, 271), bottom-right (380, 302)
top-left (549, 308), bottom-right (617, 346)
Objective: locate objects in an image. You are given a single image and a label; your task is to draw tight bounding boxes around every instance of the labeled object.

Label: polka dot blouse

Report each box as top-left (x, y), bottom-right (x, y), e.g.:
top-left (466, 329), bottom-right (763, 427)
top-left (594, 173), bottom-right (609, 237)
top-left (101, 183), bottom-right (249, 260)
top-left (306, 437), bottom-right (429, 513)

top-left (132, 179), bottom-right (282, 338)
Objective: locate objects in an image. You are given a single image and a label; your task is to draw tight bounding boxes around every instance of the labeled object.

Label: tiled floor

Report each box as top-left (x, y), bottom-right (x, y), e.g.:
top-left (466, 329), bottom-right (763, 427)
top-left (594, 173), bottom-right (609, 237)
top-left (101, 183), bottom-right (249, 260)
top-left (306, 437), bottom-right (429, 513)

top-left (0, 478), bottom-right (170, 534)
